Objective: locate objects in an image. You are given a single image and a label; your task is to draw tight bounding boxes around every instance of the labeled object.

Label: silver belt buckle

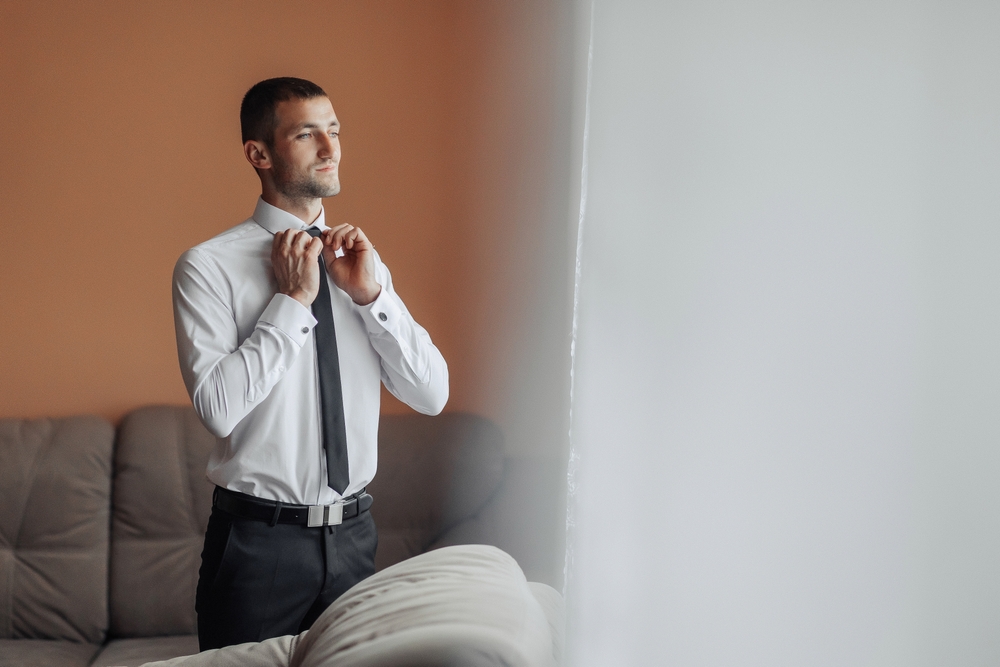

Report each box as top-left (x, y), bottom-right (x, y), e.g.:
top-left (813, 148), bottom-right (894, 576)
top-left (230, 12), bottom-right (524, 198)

top-left (307, 502), bottom-right (344, 527)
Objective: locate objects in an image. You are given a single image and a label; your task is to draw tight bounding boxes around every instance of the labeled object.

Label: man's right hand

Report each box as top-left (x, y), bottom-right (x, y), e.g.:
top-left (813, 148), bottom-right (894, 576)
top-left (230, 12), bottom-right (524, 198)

top-left (271, 229), bottom-right (323, 308)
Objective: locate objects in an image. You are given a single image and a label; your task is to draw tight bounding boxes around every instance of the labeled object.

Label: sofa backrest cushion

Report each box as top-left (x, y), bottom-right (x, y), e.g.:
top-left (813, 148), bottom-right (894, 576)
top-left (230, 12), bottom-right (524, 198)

top-left (0, 415), bottom-right (114, 643)
top-left (109, 406), bottom-right (216, 638)
top-left (368, 413), bottom-right (505, 571)
top-left (107, 407), bottom-right (504, 634)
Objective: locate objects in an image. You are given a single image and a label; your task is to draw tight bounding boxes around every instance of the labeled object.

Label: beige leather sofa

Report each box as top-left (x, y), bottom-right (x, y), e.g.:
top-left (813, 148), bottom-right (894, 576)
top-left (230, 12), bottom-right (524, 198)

top-left (0, 406), bottom-right (508, 667)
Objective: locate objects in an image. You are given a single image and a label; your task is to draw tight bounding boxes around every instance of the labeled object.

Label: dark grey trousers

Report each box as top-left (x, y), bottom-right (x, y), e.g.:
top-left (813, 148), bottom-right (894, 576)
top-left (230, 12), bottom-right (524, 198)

top-left (195, 505), bottom-right (378, 650)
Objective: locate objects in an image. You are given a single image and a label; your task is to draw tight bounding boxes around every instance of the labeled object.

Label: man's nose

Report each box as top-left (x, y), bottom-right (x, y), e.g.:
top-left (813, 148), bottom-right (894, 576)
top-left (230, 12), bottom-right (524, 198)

top-left (318, 133), bottom-right (336, 159)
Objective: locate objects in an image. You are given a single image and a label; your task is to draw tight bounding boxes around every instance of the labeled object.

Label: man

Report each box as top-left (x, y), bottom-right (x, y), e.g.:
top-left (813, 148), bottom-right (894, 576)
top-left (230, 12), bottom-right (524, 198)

top-left (172, 77), bottom-right (448, 650)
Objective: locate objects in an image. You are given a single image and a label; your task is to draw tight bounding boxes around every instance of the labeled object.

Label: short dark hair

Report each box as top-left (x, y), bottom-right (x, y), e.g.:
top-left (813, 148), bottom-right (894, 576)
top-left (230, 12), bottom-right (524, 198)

top-left (240, 77), bottom-right (328, 146)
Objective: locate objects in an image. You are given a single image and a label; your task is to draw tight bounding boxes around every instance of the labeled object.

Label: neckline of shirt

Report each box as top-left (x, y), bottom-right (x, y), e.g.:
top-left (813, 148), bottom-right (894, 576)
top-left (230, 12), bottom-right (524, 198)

top-left (251, 196), bottom-right (329, 235)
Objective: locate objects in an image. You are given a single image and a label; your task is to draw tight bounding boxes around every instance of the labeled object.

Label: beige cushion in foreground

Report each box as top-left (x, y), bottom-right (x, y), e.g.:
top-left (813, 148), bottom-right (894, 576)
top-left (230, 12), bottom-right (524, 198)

top-left (142, 545), bottom-right (559, 667)
top-left (291, 544), bottom-right (557, 667)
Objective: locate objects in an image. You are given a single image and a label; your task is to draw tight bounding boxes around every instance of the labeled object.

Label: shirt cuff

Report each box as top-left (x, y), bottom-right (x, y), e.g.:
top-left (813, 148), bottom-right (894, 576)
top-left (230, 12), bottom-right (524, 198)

top-left (362, 287), bottom-right (403, 334)
top-left (257, 293), bottom-right (317, 347)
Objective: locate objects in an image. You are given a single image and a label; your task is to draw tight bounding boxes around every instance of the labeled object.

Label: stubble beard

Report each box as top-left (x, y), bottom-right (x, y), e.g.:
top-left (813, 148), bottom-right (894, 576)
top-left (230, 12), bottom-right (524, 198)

top-left (272, 153), bottom-right (340, 202)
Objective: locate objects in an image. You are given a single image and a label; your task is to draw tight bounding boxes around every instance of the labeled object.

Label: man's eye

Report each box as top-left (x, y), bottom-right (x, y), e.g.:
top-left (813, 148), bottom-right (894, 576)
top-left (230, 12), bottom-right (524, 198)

top-left (297, 132), bottom-right (311, 139)
top-left (329, 131), bottom-right (339, 138)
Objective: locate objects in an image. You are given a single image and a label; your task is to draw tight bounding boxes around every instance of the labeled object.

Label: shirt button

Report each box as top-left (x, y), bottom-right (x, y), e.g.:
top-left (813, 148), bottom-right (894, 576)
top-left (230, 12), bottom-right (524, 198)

top-left (301, 327), bottom-right (309, 334)
top-left (378, 312), bottom-right (387, 322)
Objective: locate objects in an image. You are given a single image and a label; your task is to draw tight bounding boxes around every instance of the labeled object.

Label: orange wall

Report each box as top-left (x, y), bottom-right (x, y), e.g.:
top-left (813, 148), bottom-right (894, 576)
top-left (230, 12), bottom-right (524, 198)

top-left (0, 1), bottom-right (571, 436)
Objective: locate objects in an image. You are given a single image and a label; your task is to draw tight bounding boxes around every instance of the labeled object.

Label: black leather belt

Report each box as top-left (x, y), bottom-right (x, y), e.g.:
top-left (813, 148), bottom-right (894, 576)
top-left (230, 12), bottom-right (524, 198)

top-left (214, 486), bottom-right (373, 527)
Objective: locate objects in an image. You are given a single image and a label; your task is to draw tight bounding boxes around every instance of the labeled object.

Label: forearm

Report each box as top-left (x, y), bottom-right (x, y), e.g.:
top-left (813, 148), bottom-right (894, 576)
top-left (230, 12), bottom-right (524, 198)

top-left (380, 348), bottom-right (449, 415)
top-left (174, 251), bottom-right (316, 437)
top-left (361, 278), bottom-right (449, 415)
top-left (186, 317), bottom-right (309, 436)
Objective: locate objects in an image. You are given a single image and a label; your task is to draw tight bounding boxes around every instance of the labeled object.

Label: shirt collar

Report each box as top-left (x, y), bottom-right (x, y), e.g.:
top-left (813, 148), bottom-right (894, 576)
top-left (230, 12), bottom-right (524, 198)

top-left (252, 197), bottom-right (328, 234)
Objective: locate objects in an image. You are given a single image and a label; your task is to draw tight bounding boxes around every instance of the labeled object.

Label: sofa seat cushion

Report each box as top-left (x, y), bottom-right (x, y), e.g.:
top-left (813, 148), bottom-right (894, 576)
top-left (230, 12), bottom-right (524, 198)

top-left (0, 639), bottom-right (100, 667)
top-left (137, 634), bottom-right (300, 667)
top-left (91, 635), bottom-right (201, 667)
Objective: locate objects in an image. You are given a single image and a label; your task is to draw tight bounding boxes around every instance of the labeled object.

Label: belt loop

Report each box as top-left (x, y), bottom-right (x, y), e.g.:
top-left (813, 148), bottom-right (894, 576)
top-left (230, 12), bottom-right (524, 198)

top-left (212, 487), bottom-right (219, 507)
top-left (269, 501), bottom-right (283, 527)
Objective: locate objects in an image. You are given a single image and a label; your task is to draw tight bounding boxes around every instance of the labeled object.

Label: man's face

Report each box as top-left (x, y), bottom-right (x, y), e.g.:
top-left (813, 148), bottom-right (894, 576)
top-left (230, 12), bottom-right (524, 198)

top-left (268, 96), bottom-right (341, 200)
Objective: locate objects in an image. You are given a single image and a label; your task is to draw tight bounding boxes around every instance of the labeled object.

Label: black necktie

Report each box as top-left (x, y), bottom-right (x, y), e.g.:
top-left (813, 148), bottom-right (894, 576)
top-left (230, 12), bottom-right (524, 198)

top-left (306, 227), bottom-right (350, 494)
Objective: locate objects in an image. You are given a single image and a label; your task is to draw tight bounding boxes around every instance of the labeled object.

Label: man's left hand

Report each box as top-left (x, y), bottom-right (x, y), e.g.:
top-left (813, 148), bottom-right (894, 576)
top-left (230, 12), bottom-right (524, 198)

top-left (322, 224), bottom-right (382, 306)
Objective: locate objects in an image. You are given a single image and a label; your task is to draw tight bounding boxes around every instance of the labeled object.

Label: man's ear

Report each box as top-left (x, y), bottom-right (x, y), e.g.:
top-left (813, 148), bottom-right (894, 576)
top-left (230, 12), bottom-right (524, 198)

top-left (244, 140), bottom-right (271, 170)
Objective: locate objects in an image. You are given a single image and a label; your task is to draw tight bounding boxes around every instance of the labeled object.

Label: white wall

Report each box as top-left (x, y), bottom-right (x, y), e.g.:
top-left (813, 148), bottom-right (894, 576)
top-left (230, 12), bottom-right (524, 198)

top-left (566, 1), bottom-right (1000, 664)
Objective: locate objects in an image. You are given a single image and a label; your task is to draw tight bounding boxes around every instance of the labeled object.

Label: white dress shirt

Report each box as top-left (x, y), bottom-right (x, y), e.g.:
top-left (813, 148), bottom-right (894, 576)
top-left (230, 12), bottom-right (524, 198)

top-left (172, 198), bottom-right (448, 505)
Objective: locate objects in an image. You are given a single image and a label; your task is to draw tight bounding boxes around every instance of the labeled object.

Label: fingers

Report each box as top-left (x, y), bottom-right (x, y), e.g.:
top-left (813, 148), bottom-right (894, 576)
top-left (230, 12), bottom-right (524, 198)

top-left (273, 229), bottom-right (321, 255)
top-left (322, 224), bottom-right (370, 252)
top-left (272, 225), bottom-right (370, 266)
top-left (269, 230), bottom-right (322, 307)
top-left (322, 224), bottom-right (353, 251)
top-left (305, 236), bottom-right (323, 259)
top-left (274, 229), bottom-right (299, 252)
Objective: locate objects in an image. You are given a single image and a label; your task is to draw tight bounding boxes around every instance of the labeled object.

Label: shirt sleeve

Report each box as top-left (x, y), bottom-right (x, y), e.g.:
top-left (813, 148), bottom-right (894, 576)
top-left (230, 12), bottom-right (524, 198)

top-left (358, 251), bottom-right (449, 415)
top-left (172, 247), bottom-right (317, 437)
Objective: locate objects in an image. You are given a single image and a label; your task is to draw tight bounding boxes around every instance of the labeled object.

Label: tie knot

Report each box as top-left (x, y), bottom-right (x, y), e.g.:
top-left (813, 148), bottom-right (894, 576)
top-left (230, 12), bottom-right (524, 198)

top-left (306, 227), bottom-right (323, 238)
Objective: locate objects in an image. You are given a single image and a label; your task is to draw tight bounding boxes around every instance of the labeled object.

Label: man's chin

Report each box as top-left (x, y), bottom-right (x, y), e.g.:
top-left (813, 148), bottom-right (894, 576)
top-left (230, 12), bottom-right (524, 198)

top-left (313, 175), bottom-right (340, 198)
top-left (278, 179), bottom-right (340, 200)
